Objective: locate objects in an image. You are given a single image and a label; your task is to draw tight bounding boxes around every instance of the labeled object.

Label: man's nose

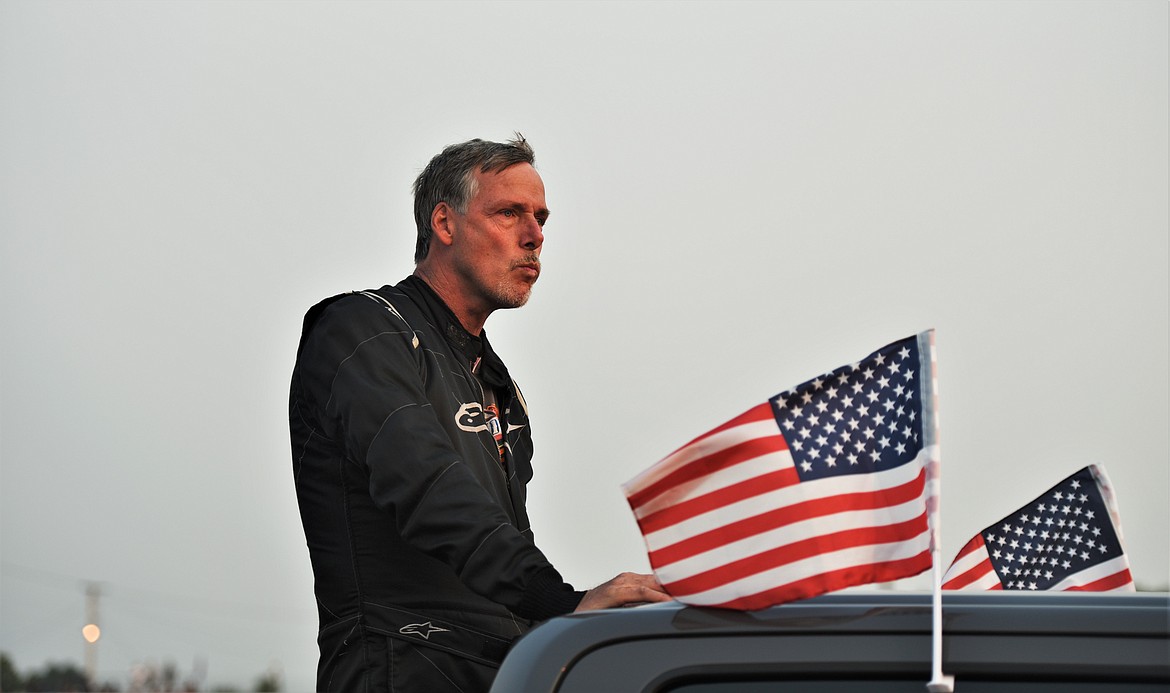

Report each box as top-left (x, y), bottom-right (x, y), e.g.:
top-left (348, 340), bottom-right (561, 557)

top-left (521, 214), bottom-right (544, 250)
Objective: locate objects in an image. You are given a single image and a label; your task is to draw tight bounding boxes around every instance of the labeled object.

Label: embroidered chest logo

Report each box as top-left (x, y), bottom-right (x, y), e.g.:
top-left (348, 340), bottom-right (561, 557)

top-left (455, 402), bottom-right (508, 466)
top-left (455, 402), bottom-right (490, 433)
top-left (399, 621), bottom-right (450, 640)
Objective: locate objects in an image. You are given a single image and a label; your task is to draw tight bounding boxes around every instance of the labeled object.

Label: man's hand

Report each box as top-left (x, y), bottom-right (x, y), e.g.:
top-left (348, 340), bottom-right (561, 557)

top-left (574, 572), bottom-right (673, 612)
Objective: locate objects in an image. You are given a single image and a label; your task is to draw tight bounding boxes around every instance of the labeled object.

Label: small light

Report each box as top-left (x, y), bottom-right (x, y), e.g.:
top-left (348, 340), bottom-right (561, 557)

top-left (82, 624), bottom-right (101, 643)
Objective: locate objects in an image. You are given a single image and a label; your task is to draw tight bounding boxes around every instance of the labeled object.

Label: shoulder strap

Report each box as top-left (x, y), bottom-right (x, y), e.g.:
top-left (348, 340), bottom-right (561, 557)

top-left (356, 290), bottom-right (420, 350)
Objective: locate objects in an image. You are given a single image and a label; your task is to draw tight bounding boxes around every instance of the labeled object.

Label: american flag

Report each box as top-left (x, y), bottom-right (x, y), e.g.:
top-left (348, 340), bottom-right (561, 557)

top-left (624, 331), bottom-right (940, 610)
top-left (942, 465), bottom-right (1134, 591)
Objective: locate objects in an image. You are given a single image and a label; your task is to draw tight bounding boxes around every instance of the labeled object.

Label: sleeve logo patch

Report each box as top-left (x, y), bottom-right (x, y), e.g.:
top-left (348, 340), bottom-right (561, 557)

top-left (398, 621), bottom-right (451, 640)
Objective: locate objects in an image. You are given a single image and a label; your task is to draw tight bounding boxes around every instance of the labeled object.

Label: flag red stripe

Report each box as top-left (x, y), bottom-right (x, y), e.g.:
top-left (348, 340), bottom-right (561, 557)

top-left (700, 552), bottom-right (933, 611)
top-left (662, 514), bottom-right (930, 596)
top-left (941, 556), bottom-right (994, 590)
top-left (649, 468), bottom-right (927, 567)
top-left (637, 468), bottom-right (800, 535)
top-left (1065, 568), bottom-right (1134, 592)
top-left (626, 434), bottom-right (788, 510)
top-left (941, 534), bottom-right (991, 589)
top-left (951, 534), bottom-right (985, 563)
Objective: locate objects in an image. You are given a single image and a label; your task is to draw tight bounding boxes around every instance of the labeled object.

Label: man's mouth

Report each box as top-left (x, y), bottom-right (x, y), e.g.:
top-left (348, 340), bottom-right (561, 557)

top-left (514, 258), bottom-right (541, 279)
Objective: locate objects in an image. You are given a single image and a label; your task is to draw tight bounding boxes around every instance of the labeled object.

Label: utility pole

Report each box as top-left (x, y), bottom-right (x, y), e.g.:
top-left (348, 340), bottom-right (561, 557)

top-left (82, 582), bottom-right (102, 687)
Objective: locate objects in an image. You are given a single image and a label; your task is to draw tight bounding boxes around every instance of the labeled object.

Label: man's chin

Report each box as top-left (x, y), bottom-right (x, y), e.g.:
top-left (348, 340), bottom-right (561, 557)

top-left (507, 292), bottom-right (532, 309)
top-left (491, 284), bottom-right (533, 310)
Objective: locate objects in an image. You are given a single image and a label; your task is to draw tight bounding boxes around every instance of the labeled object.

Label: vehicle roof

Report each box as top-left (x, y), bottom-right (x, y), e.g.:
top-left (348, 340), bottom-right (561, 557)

top-left (492, 591), bottom-right (1170, 693)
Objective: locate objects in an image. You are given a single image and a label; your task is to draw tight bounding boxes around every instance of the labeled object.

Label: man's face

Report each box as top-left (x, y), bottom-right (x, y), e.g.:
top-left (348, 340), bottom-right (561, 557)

top-left (447, 162), bottom-right (549, 312)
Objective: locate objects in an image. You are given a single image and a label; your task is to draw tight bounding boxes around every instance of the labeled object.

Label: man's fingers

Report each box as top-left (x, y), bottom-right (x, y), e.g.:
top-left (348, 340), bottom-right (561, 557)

top-left (618, 573), bottom-right (672, 602)
top-left (575, 572), bottom-right (674, 612)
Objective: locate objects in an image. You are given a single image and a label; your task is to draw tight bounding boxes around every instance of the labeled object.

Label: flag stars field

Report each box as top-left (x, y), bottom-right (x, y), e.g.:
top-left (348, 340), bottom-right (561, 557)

top-left (943, 466), bottom-right (1134, 592)
top-left (775, 342), bottom-right (923, 480)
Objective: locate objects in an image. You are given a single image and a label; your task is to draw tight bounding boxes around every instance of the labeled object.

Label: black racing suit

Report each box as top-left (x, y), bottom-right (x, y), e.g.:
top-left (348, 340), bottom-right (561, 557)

top-left (290, 275), bottom-right (583, 691)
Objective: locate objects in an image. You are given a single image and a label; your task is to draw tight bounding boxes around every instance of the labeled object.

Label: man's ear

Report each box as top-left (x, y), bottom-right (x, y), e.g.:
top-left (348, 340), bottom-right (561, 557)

top-left (430, 202), bottom-right (456, 248)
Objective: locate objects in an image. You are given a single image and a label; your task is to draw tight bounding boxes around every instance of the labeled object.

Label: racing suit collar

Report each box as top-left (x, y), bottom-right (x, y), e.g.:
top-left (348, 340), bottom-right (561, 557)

top-left (399, 275), bottom-right (511, 390)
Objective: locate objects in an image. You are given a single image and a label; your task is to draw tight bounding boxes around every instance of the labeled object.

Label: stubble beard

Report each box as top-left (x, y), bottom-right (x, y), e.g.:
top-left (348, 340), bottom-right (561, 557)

top-left (492, 283), bottom-right (532, 309)
top-left (490, 255), bottom-right (540, 310)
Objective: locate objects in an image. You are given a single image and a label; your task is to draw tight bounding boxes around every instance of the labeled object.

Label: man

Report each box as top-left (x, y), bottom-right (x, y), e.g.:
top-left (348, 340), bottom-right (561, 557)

top-left (289, 135), bottom-right (670, 692)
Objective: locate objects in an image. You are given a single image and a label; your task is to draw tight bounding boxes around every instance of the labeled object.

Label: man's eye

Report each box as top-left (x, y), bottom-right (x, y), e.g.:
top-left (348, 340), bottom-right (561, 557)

top-left (501, 209), bottom-right (516, 217)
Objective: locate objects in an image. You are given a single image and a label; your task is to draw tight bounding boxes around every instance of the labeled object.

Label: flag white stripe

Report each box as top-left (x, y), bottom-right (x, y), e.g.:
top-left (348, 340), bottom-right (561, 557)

top-left (623, 419), bottom-right (782, 496)
top-left (643, 453), bottom-right (928, 552)
top-left (632, 449), bottom-right (794, 520)
top-left (676, 531), bottom-right (933, 606)
top-left (654, 492), bottom-right (930, 580)
top-left (1050, 555), bottom-right (1134, 591)
top-left (967, 571), bottom-right (1002, 590)
top-left (942, 541), bottom-right (989, 583)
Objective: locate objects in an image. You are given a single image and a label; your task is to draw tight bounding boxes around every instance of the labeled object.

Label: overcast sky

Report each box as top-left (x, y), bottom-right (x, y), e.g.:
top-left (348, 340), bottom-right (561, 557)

top-left (1, 1), bottom-right (1166, 690)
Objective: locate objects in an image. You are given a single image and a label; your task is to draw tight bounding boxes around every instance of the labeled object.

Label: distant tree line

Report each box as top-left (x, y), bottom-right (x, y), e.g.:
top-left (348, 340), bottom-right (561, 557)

top-left (1, 655), bottom-right (92, 692)
top-left (0, 653), bottom-right (280, 692)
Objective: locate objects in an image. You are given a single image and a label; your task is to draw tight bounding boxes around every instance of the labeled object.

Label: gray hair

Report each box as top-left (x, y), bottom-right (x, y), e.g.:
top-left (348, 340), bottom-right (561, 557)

top-left (412, 134), bottom-right (536, 263)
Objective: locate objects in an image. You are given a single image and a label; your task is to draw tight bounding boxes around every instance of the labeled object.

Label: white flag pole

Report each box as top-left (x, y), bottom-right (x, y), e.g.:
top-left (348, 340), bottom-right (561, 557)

top-left (925, 529), bottom-right (953, 692)
top-left (922, 331), bottom-right (953, 693)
